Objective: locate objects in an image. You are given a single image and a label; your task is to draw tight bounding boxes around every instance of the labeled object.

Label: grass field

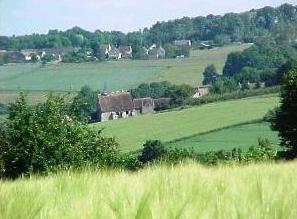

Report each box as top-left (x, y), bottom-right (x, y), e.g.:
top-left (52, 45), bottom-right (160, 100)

top-left (94, 95), bottom-right (279, 152)
top-left (166, 122), bottom-right (280, 153)
top-left (1, 161), bottom-right (297, 219)
top-left (0, 44), bottom-right (250, 94)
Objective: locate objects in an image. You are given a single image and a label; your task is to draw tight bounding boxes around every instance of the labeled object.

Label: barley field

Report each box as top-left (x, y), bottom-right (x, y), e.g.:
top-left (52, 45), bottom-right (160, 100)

top-left (1, 161), bottom-right (296, 219)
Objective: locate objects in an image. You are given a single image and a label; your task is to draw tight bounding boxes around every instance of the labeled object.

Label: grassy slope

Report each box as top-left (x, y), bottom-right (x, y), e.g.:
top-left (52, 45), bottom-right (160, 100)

top-left (167, 122), bottom-right (280, 153)
top-left (94, 95), bottom-right (279, 152)
top-left (0, 44), bottom-right (250, 93)
top-left (1, 162), bottom-right (297, 219)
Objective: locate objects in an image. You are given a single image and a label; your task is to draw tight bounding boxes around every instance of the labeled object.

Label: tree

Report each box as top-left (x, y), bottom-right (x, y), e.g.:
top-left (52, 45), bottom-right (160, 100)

top-left (71, 86), bottom-right (98, 122)
top-left (0, 93), bottom-right (119, 178)
top-left (203, 64), bottom-right (218, 85)
top-left (275, 59), bottom-right (297, 85)
top-left (270, 68), bottom-right (297, 158)
top-left (139, 140), bottom-right (166, 164)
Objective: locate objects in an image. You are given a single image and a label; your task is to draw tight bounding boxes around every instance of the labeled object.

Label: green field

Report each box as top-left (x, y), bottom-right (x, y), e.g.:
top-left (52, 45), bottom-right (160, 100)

top-left (94, 95), bottom-right (279, 152)
top-left (1, 162), bottom-right (297, 219)
top-left (167, 122), bottom-right (280, 153)
top-left (0, 44), bottom-right (250, 93)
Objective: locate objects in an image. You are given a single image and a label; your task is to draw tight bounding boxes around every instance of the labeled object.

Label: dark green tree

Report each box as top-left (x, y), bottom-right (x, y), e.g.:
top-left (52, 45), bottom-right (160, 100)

top-left (271, 68), bottom-right (297, 158)
top-left (203, 64), bottom-right (218, 85)
top-left (71, 85), bottom-right (98, 122)
top-left (139, 140), bottom-right (166, 164)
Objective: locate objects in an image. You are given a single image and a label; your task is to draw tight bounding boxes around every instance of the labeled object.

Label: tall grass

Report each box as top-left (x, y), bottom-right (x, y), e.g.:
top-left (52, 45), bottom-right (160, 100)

top-left (1, 162), bottom-right (297, 218)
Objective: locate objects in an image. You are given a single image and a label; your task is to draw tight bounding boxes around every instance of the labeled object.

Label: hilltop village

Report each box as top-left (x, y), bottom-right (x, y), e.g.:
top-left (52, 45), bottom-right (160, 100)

top-left (0, 39), bottom-right (213, 64)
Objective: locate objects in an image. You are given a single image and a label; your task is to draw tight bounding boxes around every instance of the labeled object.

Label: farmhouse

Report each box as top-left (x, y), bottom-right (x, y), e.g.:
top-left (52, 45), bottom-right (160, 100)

top-left (174, 40), bottom-right (192, 48)
top-left (148, 45), bottom-right (166, 59)
top-left (99, 44), bottom-right (112, 58)
top-left (119, 46), bottom-right (133, 58)
top-left (98, 92), bottom-right (135, 122)
top-left (0, 51), bottom-right (25, 63)
top-left (133, 98), bottom-right (155, 114)
top-left (108, 48), bottom-right (122, 59)
top-left (193, 86), bottom-right (211, 98)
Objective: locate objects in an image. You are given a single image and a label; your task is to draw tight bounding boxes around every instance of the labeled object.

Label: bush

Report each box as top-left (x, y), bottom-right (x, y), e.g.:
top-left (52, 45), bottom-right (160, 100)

top-left (0, 93), bottom-right (119, 179)
top-left (139, 140), bottom-right (166, 164)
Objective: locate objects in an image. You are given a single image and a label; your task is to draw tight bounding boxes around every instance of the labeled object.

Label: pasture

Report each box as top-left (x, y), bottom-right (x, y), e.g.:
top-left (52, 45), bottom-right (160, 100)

top-left (167, 122), bottom-right (279, 153)
top-left (1, 161), bottom-right (297, 219)
top-left (0, 44), bottom-right (250, 94)
top-left (94, 95), bottom-right (279, 152)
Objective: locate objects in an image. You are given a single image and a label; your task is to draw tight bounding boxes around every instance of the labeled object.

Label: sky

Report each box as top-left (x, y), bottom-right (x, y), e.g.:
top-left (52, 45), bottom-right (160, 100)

top-left (0, 0), bottom-right (296, 36)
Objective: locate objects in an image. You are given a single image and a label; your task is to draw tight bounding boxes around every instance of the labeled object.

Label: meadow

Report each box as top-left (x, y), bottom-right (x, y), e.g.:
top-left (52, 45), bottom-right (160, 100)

top-left (1, 161), bottom-right (297, 219)
top-left (0, 44), bottom-right (250, 94)
top-left (166, 122), bottom-right (280, 153)
top-left (94, 95), bottom-right (279, 152)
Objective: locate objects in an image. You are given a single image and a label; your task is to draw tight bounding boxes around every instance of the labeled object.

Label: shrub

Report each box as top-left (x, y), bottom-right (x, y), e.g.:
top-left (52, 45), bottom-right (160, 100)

top-left (0, 93), bottom-right (119, 179)
top-left (139, 140), bottom-right (166, 164)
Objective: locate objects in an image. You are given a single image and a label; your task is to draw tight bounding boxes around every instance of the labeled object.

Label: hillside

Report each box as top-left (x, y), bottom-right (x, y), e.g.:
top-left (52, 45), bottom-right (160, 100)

top-left (94, 94), bottom-right (279, 152)
top-left (1, 161), bottom-right (297, 218)
top-left (0, 44), bottom-right (249, 93)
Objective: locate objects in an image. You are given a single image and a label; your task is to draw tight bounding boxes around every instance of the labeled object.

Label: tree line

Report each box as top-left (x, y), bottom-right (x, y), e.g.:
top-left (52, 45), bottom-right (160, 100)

top-left (1, 4), bottom-right (297, 53)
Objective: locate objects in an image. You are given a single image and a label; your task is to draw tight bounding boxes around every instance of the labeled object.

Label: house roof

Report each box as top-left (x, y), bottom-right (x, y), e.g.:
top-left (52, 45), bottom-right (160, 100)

top-left (133, 98), bottom-right (154, 110)
top-left (98, 92), bottom-right (134, 113)
top-left (109, 48), bottom-right (121, 56)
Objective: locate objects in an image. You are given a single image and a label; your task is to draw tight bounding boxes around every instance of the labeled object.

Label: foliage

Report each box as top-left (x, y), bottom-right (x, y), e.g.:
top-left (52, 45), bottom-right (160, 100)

top-left (0, 93), bottom-right (119, 178)
top-left (270, 68), bottom-right (297, 157)
top-left (1, 4), bottom-right (297, 53)
top-left (129, 81), bottom-right (194, 106)
top-left (139, 140), bottom-right (166, 164)
top-left (211, 77), bottom-right (239, 94)
top-left (275, 59), bottom-right (297, 84)
top-left (222, 42), bottom-right (297, 85)
top-left (163, 43), bottom-right (190, 58)
top-left (202, 64), bottom-right (218, 85)
top-left (70, 85), bottom-right (98, 122)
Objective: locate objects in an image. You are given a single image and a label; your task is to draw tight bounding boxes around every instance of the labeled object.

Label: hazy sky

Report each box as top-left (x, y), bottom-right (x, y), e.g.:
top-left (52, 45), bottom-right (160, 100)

top-left (0, 0), bottom-right (296, 36)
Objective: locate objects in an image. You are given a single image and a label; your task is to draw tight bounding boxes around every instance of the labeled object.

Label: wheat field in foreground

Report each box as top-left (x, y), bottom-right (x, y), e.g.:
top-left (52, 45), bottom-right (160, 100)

top-left (1, 161), bottom-right (296, 219)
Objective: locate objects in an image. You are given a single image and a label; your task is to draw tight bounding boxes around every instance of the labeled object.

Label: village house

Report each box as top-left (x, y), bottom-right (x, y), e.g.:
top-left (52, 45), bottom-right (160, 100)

top-left (193, 85), bottom-right (211, 98)
top-left (133, 98), bottom-right (155, 114)
top-left (108, 48), bottom-right (122, 59)
top-left (148, 45), bottom-right (166, 59)
top-left (99, 44), bottom-right (112, 58)
top-left (0, 51), bottom-right (25, 63)
top-left (174, 40), bottom-right (192, 48)
top-left (119, 46), bottom-right (133, 58)
top-left (21, 49), bottom-right (45, 61)
top-left (198, 42), bottom-right (213, 50)
top-left (98, 92), bottom-right (135, 122)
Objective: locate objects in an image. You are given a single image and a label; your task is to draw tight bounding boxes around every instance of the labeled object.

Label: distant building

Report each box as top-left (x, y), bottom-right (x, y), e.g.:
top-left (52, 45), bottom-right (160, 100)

top-left (193, 86), bottom-right (211, 98)
top-left (174, 40), bottom-right (192, 48)
top-left (108, 48), bottom-right (122, 59)
top-left (99, 44), bottom-right (112, 58)
top-left (133, 98), bottom-right (155, 114)
top-left (148, 46), bottom-right (166, 59)
top-left (198, 42), bottom-right (213, 50)
top-left (119, 46), bottom-right (133, 58)
top-left (0, 51), bottom-right (25, 63)
top-left (21, 49), bottom-right (45, 61)
top-left (98, 92), bottom-right (135, 121)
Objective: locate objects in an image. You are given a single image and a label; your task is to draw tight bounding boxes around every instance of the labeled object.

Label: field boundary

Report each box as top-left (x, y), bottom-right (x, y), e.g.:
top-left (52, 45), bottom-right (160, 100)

top-left (165, 119), bottom-right (265, 145)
